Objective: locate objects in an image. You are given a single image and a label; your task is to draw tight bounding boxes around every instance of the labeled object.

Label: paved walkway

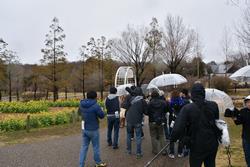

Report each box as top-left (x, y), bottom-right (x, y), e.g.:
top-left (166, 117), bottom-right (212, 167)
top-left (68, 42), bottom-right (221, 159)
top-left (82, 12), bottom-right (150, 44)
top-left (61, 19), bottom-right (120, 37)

top-left (0, 123), bottom-right (188, 167)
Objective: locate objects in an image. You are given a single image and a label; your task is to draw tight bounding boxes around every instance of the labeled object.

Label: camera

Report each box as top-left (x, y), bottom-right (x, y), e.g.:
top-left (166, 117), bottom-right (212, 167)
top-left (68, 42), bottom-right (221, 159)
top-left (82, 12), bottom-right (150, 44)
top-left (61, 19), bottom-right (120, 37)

top-left (224, 107), bottom-right (240, 118)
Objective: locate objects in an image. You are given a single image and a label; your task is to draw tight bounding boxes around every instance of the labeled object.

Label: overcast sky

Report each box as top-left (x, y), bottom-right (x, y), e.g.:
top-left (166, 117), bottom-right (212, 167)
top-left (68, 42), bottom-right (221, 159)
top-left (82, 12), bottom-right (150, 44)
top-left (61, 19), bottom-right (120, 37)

top-left (0, 0), bottom-right (245, 64)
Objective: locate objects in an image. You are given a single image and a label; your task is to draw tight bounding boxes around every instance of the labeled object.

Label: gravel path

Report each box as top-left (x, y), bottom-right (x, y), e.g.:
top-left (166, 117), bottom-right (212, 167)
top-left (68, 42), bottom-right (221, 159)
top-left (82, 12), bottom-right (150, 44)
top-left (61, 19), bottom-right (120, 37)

top-left (0, 123), bottom-right (188, 167)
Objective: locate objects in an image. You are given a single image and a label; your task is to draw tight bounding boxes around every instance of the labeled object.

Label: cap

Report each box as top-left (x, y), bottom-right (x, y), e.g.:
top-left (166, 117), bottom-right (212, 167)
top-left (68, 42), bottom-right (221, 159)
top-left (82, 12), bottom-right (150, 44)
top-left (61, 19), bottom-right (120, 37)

top-left (244, 95), bottom-right (250, 102)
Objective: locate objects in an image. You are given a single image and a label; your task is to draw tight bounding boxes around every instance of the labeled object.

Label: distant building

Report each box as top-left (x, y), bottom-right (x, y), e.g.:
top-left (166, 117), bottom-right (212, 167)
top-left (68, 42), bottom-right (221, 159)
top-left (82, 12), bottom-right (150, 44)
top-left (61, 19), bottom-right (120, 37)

top-left (207, 61), bottom-right (239, 77)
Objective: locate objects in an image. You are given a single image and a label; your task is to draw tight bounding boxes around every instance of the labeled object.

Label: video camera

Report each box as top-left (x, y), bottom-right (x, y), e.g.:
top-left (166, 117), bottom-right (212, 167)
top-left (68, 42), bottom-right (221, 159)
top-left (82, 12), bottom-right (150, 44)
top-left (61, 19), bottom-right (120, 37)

top-left (224, 107), bottom-right (240, 118)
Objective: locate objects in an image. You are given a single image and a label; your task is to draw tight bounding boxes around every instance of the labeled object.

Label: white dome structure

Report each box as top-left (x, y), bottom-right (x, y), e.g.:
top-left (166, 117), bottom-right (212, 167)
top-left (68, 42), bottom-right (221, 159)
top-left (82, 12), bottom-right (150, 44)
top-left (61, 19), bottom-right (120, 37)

top-left (114, 66), bottom-right (137, 87)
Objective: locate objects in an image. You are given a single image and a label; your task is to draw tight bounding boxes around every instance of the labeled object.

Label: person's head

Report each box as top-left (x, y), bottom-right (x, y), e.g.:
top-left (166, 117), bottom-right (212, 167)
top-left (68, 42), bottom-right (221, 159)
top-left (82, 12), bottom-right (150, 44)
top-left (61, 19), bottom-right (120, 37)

top-left (131, 85), bottom-right (136, 90)
top-left (244, 95), bottom-right (250, 109)
top-left (134, 87), bottom-right (143, 96)
top-left (171, 90), bottom-right (180, 99)
top-left (191, 83), bottom-right (205, 102)
top-left (151, 90), bottom-right (159, 98)
top-left (109, 87), bottom-right (117, 94)
top-left (180, 89), bottom-right (189, 98)
top-left (87, 91), bottom-right (97, 99)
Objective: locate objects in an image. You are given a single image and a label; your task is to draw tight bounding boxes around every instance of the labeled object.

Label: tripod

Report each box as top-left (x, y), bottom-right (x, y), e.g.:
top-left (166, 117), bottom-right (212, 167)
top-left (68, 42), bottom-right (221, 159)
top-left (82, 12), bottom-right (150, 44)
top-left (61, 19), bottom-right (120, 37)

top-left (144, 143), bottom-right (170, 167)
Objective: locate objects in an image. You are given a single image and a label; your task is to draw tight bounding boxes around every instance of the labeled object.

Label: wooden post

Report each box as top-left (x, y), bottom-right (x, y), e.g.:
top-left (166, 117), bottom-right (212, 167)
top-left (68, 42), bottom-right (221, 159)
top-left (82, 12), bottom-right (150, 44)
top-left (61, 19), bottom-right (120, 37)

top-left (26, 115), bottom-right (30, 133)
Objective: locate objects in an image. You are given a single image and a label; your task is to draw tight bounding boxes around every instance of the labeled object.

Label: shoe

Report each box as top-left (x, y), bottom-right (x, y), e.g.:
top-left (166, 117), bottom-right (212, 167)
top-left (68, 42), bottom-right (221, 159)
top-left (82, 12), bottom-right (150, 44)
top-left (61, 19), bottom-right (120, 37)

top-left (178, 153), bottom-right (184, 158)
top-left (168, 154), bottom-right (175, 159)
top-left (113, 146), bottom-right (118, 149)
top-left (95, 162), bottom-right (107, 167)
top-left (127, 150), bottom-right (132, 155)
top-left (162, 151), bottom-right (167, 156)
top-left (108, 143), bottom-right (112, 146)
top-left (136, 154), bottom-right (143, 159)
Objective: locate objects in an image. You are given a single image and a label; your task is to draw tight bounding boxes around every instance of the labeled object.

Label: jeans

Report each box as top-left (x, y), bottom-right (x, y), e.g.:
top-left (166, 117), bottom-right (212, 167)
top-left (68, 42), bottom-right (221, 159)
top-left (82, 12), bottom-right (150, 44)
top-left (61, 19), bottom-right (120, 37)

top-left (169, 139), bottom-right (184, 155)
top-left (131, 126), bottom-right (144, 138)
top-left (164, 124), bottom-right (170, 140)
top-left (243, 138), bottom-right (250, 167)
top-left (107, 116), bottom-right (120, 147)
top-left (127, 123), bottom-right (142, 155)
top-left (189, 149), bottom-right (217, 167)
top-left (79, 129), bottom-right (102, 167)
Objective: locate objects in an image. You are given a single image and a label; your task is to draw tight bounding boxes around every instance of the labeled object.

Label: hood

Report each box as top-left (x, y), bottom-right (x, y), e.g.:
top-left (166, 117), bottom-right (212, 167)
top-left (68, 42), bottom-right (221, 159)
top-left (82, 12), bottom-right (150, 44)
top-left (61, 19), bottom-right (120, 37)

top-left (134, 87), bottom-right (143, 96)
top-left (131, 96), bottom-right (143, 104)
top-left (150, 98), bottom-right (163, 108)
top-left (191, 83), bottom-right (205, 103)
top-left (80, 99), bottom-right (96, 108)
top-left (107, 94), bottom-right (117, 100)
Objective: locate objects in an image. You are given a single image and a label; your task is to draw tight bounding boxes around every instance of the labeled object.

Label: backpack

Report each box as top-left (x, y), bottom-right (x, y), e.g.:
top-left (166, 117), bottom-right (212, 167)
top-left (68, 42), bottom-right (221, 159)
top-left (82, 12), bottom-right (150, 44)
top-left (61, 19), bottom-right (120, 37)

top-left (182, 102), bottom-right (222, 149)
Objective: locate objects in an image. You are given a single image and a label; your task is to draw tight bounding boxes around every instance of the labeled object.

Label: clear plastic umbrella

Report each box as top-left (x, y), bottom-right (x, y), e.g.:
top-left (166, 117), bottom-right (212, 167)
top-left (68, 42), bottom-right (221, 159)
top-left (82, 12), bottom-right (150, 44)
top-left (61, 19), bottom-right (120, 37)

top-left (230, 65), bottom-right (250, 82)
top-left (205, 88), bottom-right (234, 113)
top-left (147, 74), bottom-right (187, 88)
top-left (116, 84), bottom-right (132, 96)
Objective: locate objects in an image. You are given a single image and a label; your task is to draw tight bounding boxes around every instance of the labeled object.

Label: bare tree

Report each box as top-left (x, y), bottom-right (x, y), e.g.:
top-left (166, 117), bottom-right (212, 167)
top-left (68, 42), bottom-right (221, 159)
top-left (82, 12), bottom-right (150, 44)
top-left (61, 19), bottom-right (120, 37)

top-left (79, 45), bottom-right (89, 98)
top-left (145, 18), bottom-right (163, 77)
top-left (161, 15), bottom-right (195, 73)
top-left (110, 25), bottom-right (152, 86)
top-left (41, 17), bottom-right (67, 101)
top-left (87, 36), bottom-right (110, 99)
top-left (2, 50), bottom-right (20, 102)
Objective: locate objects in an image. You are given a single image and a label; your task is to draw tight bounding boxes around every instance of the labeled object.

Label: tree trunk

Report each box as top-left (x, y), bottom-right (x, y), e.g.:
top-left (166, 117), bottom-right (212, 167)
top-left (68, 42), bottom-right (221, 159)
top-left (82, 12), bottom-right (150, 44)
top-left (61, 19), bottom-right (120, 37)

top-left (8, 70), bottom-right (12, 102)
top-left (65, 87), bottom-right (68, 100)
top-left (33, 82), bottom-right (37, 100)
top-left (82, 61), bottom-right (85, 98)
top-left (16, 88), bottom-right (19, 101)
top-left (45, 89), bottom-right (49, 100)
top-left (0, 90), bottom-right (2, 101)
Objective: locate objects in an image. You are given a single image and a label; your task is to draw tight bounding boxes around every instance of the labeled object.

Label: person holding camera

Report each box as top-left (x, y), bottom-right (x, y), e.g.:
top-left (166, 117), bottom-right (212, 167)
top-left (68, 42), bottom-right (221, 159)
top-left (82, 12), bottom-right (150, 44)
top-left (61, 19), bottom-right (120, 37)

top-left (125, 87), bottom-right (147, 159)
top-left (170, 83), bottom-right (220, 167)
top-left (146, 90), bottom-right (168, 155)
top-left (231, 95), bottom-right (250, 167)
top-left (78, 91), bottom-right (106, 167)
top-left (105, 87), bottom-right (120, 149)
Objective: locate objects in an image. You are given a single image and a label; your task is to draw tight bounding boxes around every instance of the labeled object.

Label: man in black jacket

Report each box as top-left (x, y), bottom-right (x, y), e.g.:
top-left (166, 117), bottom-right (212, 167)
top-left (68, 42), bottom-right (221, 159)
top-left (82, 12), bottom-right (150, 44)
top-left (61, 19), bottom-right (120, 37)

top-left (170, 83), bottom-right (219, 167)
top-left (125, 87), bottom-right (147, 159)
top-left (147, 90), bottom-right (168, 155)
top-left (233, 95), bottom-right (250, 167)
top-left (105, 87), bottom-right (120, 149)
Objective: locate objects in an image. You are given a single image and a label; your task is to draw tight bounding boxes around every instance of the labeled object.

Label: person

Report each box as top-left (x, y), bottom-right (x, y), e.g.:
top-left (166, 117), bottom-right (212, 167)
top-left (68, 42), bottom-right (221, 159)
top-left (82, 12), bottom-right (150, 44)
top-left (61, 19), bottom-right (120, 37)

top-left (168, 90), bottom-right (185, 158)
top-left (233, 95), bottom-right (250, 167)
top-left (123, 86), bottom-right (144, 140)
top-left (105, 87), bottom-right (120, 149)
top-left (125, 87), bottom-right (147, 159)
top-left (146, 90), bottom-right (168, 155)
top-left (78, 91), bottom-right (106, 167)
top-left (180, 88), bottom-right (192, 105)
top-left (170, 83), bottom-right (220, 167)
top-left (119, 95), bottom-right (126, 128)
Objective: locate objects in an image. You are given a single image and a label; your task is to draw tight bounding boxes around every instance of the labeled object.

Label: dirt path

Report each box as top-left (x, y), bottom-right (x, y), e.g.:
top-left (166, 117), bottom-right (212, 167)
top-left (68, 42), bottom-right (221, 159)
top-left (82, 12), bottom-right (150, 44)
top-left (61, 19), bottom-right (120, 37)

top-left (0, 123), bottom-right (188, 167)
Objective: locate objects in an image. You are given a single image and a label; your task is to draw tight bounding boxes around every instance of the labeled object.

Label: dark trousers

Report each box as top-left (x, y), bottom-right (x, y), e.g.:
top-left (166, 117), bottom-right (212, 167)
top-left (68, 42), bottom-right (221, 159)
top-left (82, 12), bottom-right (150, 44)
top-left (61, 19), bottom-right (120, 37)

top-left (189, 149), bottom-right (217, 167)
top-left (243, 138), bottom-right (250, 167)
top-left (169, 140), bottom-right (184, 155)
top-left (131, 125), bottom-right (144, 138)
top-left (107, 117), bottom-right (120, 147)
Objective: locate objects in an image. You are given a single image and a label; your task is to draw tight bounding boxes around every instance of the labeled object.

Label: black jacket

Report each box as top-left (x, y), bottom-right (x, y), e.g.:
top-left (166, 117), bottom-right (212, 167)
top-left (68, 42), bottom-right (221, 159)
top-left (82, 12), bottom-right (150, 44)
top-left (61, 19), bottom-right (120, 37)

top-left (234, 107), bottom-right (250, 140)
top-left (126, 95), bottom-right (147, 125)
top-left (105, 94), bottom-right (120, 116)
top-left (147, 97), bottom-right (169, 124)
top-left (170, 83), bottom-right (219, 154)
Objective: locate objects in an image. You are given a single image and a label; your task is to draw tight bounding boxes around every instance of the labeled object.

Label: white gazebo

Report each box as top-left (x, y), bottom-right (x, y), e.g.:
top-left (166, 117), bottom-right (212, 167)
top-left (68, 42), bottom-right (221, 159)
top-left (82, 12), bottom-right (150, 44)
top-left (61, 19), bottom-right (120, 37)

top-left (114, 66), bottom-right (137, 87)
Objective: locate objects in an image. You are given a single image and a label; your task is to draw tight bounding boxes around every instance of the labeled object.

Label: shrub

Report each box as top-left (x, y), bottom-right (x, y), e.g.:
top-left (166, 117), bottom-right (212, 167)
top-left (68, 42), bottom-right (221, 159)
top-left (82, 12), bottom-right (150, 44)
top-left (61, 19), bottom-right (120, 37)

top-left (211, 76), bottom-right (232, 93)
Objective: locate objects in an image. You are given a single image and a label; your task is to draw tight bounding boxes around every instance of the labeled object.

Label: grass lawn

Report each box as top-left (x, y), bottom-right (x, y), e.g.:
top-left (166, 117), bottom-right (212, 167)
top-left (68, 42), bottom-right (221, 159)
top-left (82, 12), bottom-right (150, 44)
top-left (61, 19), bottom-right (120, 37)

top-left (216, 118), bottom-right (246, 167)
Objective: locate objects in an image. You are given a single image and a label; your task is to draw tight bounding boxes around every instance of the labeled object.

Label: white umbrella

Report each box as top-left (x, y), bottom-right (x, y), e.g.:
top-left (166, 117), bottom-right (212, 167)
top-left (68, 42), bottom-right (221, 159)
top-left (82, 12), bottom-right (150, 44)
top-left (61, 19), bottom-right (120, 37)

top-left (116, 84), bottom-right (132, 96)
top-left (205, 88), bottom-right (234, 113)
top-left (230, 65), bottom-right (250, 82)
top-left (147, 73), bottom-right (187, 88)
top-left (146, 84), bottom-right (159, 90)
